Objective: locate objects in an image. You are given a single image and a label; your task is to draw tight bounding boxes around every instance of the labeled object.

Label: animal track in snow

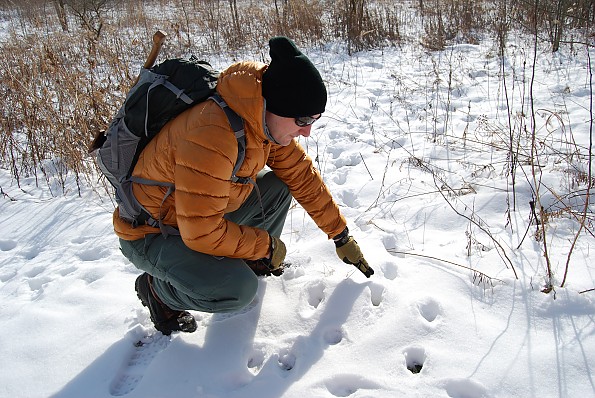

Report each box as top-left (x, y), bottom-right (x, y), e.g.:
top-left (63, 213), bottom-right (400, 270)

top-left (322, 327), bottom-right (344, 345)
top-left (19, 246), bottom-right (40, 260)
top-left (337, 190), bottom-right (359, 208)
top-left (332, 171), bottom-right (348, 185)
top-left (27, 276), bottom-right (52, 294)
top-left (22, 265), bottom-right (51, 296)
top-left (80, 268), bottom-right (108, 285)
top-left (381, 235), bottom-right (399, 255)
top-left (0, 239), bottom-right (17, 251)
top-left (277, 348), bottom-right (296, 372)
top-left (71, 236), bottom-right (90, 245)
top-left (247, 345), bottom-right (266, 375)
top-left (367, 283), bottom-right (385, 306)
top-left (0, 269), bottom-right (17, 283)
top-left (24, 265), bottom-right (45, 278)
top-left (417, 297), bottom-right (442, 323)
top-left (334, 153), bottom-right (362, 168)
top-left (326, 145), bottom-right (344, 159)
top-left (299, 280), bottom-right (326, 318)
top-left (281, 262), bottom-right (305, 280)
top-left (324, 374), bottom-right (382, 397)
top-left (443, 378), bottom-right (489, 398)
top-left (380, 262), bottom-right (398, 280)
top-left (76, 247), bottom-right (110, 262)
top-left (58, 265), bottom-right (78, 277)
top-left (306, 280), bottom-right (326, 309)
top-left (403, 345), bottom-right (426, 374)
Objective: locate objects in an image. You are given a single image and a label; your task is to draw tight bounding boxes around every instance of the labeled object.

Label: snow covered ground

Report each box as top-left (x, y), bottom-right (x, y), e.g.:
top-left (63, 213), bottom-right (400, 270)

top-left (1, 36), bottom-right (594, 398)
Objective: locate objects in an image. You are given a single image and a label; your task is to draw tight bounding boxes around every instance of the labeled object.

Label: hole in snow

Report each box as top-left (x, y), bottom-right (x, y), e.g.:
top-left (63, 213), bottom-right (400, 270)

top-left (444, 377), bottom-right (488, 398)
top-left (325, 374), bottom-right (381, 397)
top-left (403, 346), bottom-right (426, 374)
top-left (307, 281), bottom-right (325, 308)
top-left (323, 327), bottom-right (344, 345)
top-left (247, 348), bottom-right (265, 375)
top-left (418, 298), bottom-right (441, 323)
top-left (380, 262), bottom-right (398, 280)
top-left (0, 239), bottom-right (17, 251)
top-left (278, 349), bottom-right (296, 371)
top-left (368, 283), bottom-right (385, 306)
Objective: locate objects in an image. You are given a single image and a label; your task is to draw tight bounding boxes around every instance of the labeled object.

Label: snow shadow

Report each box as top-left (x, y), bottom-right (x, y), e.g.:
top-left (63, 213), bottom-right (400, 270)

top-left (50, 337), bottom-right (141, 398)
top-left (50, 283), bottom-right (267, 398)
top-left (50, 279), bottom-right (367, 397)
top-left (226, 278), bottom-right (368, 398)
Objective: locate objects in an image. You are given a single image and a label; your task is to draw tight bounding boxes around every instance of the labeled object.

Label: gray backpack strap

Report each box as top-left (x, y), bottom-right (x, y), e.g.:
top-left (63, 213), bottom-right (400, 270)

top-left (110, 118), bottom-right (120, 169)
top-left (129, 176), bottom-right (179, 237)
top-left (129, 176), bottom-right (175, 188)
top-left (144, 77), bottom-right (194, 137)
top-left (210, 94), bottom-right (268, 228)
top-left (209, 94), bottom-right (246, 181)
top-left (156, 185), bottom-right (179, 238)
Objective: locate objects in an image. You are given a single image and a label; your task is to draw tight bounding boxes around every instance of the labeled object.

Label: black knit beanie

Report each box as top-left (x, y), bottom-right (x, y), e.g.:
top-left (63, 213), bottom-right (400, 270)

top-left (262, 37), bottom-right (327, 118)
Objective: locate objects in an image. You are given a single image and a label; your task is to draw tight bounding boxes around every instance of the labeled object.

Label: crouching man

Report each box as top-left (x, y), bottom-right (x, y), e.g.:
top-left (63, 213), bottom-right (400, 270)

top-left (115, 36), bottom-right (373, 335)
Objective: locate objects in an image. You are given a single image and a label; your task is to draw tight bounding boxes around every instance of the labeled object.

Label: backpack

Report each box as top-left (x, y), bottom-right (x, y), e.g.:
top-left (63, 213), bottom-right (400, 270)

top-left (91, 57), bottom-right (247, 236)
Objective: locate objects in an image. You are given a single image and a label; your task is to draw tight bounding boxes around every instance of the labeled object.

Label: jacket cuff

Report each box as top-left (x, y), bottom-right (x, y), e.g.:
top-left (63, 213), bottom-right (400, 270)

top-left (333, 227), bottom-right (350, 247)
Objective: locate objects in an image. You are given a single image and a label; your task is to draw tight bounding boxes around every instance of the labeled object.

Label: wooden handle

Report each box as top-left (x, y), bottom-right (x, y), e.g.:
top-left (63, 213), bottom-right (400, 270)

top-left (143, 30), bottom-right (167, 69)
top-left (129, 31), bottom-right (167, 89)
top-left (89, 31), bottom-right (168, 153)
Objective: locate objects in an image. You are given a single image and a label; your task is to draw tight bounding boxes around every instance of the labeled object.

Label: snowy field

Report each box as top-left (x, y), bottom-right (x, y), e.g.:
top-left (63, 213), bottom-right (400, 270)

top-left (0, 36), bottom-right (594, 398)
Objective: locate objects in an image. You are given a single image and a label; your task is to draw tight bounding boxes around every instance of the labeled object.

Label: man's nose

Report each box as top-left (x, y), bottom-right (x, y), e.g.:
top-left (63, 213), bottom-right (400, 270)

top-left (299, 125), bottom-right (312, 137)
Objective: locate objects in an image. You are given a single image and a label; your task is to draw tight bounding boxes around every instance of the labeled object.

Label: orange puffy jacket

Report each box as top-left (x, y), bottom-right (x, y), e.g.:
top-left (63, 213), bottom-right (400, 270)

top-left (113, 61), bottom-right (346, 260)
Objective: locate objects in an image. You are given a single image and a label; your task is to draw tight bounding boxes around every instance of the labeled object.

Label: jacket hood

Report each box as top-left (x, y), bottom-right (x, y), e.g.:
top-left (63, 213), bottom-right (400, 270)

top-left (216, 61), bottom-right (269, 142)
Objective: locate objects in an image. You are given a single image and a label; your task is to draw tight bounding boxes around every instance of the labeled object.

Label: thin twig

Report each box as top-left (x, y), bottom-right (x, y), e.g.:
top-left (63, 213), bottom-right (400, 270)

top-left (359, 152), bottom-right (373, 180)
top-left (387, 249), bottom-right (503, 285)
top-left (0, 186), bottom-right (16, 201)
top-left (529, 1), bottom-right (553, 289)
top-left (432, 172), bottom-right (519, 279)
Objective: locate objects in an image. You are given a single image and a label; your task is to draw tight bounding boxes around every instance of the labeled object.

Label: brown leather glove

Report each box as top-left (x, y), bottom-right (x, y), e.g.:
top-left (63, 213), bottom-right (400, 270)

top-left (245, 236), bottom-right (287, 277)
top-left (334, 228), bottom-right (374, 278)
top-left (269, 236), bottom-right (286, 270)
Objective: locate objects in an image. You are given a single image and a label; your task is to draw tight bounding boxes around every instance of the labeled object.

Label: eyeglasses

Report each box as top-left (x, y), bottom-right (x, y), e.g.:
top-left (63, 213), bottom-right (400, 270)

top-left (294, 114), bottom-right (321, 127)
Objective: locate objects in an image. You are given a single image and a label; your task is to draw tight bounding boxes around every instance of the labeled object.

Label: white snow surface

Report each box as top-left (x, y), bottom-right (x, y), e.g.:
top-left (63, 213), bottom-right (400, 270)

top-left (1, 39), bottom-right (594, 398)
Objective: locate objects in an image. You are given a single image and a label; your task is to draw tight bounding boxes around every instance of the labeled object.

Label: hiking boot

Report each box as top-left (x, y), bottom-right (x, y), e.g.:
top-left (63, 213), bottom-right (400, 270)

top-left (134, 273), bottom-right (197, 336)
top-left (245, 259), bottom-right (290, 277)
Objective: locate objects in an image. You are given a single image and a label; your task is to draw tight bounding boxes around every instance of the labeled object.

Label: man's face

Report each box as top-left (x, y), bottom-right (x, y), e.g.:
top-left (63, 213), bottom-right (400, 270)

top-left (265, 111), bottom-right (320, 146)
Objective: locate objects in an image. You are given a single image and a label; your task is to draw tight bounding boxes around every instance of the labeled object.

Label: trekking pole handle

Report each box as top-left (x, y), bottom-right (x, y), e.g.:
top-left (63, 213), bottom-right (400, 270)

top-left (144, 30), bottom-right (167, 69)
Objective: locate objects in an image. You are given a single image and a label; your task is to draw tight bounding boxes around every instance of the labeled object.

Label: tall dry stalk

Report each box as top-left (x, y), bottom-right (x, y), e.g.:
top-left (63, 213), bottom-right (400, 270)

top-left (528, 0), bottom-right (554, 291)
top-left (561, 43), bottom-right (594, 287)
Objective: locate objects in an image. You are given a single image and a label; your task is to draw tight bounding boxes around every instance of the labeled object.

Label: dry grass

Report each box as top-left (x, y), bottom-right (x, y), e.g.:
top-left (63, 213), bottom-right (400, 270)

top-left (0, 0), bottom-right (592, 289)
top-left (0, 0), bottom-right (593, 193)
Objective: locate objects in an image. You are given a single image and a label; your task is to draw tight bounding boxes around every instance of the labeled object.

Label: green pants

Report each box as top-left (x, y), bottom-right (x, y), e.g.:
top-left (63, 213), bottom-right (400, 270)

top-left (119, 170), bottom-right (292, 313)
